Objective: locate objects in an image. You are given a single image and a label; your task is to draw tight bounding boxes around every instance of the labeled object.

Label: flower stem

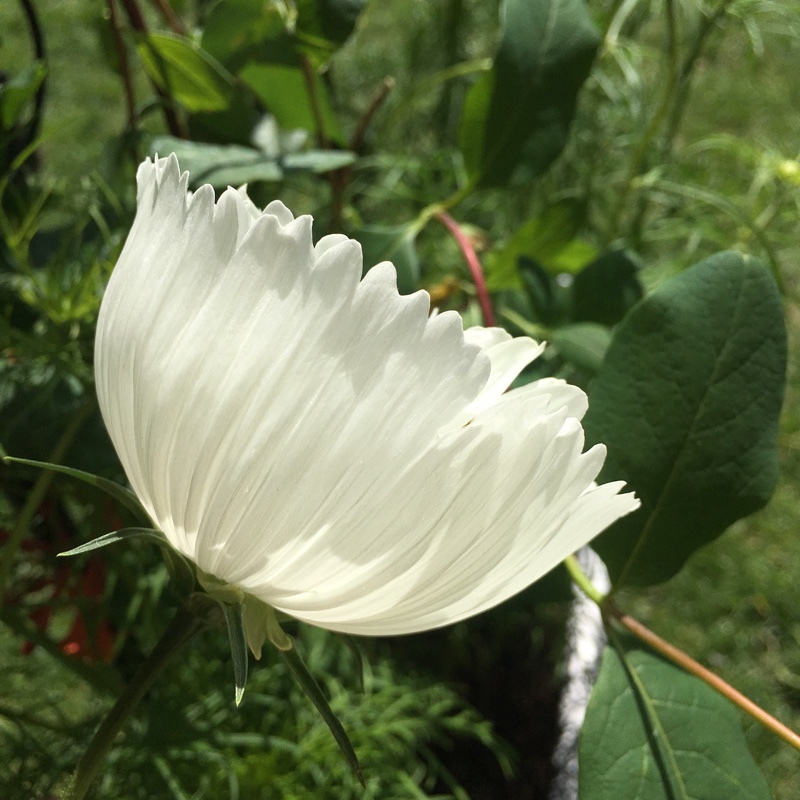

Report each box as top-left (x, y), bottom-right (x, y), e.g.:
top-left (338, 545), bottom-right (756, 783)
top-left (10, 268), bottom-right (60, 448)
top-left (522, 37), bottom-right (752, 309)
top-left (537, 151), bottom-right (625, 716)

top-left (61, 606), bottom-right (203, 800)
top-left (563, 554), bottom-right (800, 752)
top-left (433, 210), bottom-right (495, 327)
top-left (106, 0), bottom-right (138, 134)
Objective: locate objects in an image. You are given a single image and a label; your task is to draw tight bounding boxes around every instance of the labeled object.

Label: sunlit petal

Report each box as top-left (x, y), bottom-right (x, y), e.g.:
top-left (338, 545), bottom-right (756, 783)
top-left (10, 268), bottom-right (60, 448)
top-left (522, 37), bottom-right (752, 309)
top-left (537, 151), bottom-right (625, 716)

top-left (95, 155), bottom-right (639, 637)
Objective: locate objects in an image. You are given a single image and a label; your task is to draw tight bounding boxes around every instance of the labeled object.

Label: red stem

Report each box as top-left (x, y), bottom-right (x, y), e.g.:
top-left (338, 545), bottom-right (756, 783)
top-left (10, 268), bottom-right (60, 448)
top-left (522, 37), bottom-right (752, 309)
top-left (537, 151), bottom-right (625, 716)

top-left (434, 211), bottom-right (495, 327)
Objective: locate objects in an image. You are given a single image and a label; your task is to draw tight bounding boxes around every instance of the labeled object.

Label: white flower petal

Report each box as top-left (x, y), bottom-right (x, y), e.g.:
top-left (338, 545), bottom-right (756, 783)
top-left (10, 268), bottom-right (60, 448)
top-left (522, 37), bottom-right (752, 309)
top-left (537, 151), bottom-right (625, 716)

top-left (444, 326), bottom-right (546, 430)
top-left (96, 155), bottom-right (639, 637)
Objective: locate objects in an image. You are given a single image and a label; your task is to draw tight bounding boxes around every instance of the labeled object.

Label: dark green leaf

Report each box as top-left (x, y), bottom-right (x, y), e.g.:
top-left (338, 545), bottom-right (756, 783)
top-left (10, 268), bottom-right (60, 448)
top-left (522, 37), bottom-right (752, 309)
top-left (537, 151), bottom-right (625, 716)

top-left (280, 643), bottom-right (364, 786)
top-left (354, 224), bottom-right (420, 295)
top-left (138, 33), bottom-right (235, 113)
top-left (201, 0), bottom-right (287, 71)
top-left (571, 249), bottom-right (644, 326)
top-left (518, 256), bottom-right (557, 325)
top-left (221, 601), bottom-right (249, 706)
top-left (579, 643), bottom-right (772, 800)
top-left (295, 0), bottom-right (367, 64)
top-left (4, 457), bottom-right (149, 521)
top-left (58, 527), bottom-right (165, 557)
top-left (584, 252), bottom-right (786, 586)
top-left (550, 323), bottom-right (611, 374)
top-left (458, 0), bottom-right (600, 188)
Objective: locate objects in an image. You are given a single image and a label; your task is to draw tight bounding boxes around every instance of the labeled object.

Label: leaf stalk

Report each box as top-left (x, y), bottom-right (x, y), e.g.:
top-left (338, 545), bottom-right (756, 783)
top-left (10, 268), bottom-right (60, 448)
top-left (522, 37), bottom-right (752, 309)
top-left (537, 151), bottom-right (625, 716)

top-left (564, 554), bottom-right (800, 752)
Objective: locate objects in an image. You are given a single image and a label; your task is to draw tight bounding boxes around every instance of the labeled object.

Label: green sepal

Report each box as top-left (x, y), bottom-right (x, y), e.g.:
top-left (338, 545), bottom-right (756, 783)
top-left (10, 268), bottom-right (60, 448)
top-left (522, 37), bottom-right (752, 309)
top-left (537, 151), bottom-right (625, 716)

top-left (242, 594), bottom-right (270, 659)
top-left (279, 642), bottom-right (364, 786)
top-left (58, 527), bottom-right (166, 557)
top-left (4, 457), bottom-right (150, 522)
top-left (220, 601), bottom-right (248, 707)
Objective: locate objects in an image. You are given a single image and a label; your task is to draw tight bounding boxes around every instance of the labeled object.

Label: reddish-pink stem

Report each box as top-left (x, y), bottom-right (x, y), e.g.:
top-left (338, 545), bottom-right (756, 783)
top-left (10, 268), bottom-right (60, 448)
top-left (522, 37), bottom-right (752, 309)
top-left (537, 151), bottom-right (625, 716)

top-left (434, 211), bottom-right (495, 327)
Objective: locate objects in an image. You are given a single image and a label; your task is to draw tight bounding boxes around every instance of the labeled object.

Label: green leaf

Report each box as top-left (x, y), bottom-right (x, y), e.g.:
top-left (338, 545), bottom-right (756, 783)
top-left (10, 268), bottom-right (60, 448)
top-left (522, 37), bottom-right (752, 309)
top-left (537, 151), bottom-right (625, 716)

top-left (138, 33), bottom-right (235, 113)
top-left (280, 643), bottom-right (364, 786)
top-left (458, 0), bottom-right (600, 188)
top-left (150, 136), bottom-right (354, 187)
top-left (202, 0), bottom-right (364, 71)
top-left (239, 62), bottom-right (342, 142)
top-left (579, 643), bottom-right (772, 800)
top-left (58, 527), bottom-right (166, 557)
top-left (295, 0), bottom-right (367, 64)
top-left (3, 457), bottom-right (149, 521)
top-left (518, 257), bottom-right (557, 325)
top-left (0, 61), bottom-right (46, 129)
top-left (221, 601), bottom-right (249, 706)
top-left (584, 252), bottom-right (786, 586)
top-left (354, 224), bottom-right (420, 295)
top-left (151, 137), bottom-right (281, 185)
top-left (550, 323), bottom-right (611, 374)
top-left (571, 249), bottom-right (644, 326)
top-left (282, 150), bottom-right (355, 172)
top-left (485, 201), bottom-right (596, 291)
top-left (202, 0), bottom-right (288, 71)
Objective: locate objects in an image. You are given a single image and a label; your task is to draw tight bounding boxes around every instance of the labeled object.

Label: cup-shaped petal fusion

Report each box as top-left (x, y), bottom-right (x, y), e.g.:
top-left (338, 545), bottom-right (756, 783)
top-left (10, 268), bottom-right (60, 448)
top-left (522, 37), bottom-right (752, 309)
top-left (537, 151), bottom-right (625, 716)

top-left (95, 155), bottom-right (639, 636)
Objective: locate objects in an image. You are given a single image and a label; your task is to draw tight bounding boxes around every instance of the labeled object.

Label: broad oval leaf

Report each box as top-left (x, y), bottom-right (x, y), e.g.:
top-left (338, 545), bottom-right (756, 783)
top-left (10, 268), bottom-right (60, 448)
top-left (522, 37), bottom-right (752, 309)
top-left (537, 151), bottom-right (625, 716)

top-left (584, 252), bottom-right (786, 586)
top-left (579, 644), bottom-right (772, 800)
top-left (458, 0), bottom-right (600, 188)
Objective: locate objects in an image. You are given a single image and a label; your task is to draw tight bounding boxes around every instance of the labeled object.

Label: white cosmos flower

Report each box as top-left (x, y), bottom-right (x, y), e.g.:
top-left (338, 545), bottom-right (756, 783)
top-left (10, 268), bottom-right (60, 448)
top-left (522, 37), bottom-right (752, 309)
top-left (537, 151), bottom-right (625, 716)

top-left (95, 155), bottom-right (638, 638)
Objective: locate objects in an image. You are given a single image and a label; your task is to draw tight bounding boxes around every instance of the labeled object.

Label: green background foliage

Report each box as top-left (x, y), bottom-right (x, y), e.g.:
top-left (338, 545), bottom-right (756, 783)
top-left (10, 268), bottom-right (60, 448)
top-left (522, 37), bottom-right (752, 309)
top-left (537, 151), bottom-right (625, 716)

top-left (1, 0), bottom-right (800, 797)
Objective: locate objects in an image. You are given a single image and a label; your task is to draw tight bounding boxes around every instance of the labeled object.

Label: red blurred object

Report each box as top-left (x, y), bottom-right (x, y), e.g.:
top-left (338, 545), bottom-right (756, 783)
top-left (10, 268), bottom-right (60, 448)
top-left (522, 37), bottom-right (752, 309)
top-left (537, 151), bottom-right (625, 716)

top-left (2, 499), bottom-right (118, 663)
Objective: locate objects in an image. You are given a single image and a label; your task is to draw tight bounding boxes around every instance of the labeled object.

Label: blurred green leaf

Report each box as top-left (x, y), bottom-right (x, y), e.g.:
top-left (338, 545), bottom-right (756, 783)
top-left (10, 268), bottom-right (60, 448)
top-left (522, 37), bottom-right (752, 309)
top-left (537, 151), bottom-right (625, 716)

top-left (518, 256), bottom-right (557, 325)
top-left (571, 249), bottom-right (644, 327)
top-left (150, 136), bottom-right (354, 187)
top-left (138, 33), bottom-right (235, 113)
top-left (202, 0), bottom-right (288, 71)
top-left (486, 200), bottom-right (596, 291)
top-left (295, 0), bottom-right (367, 64)
top-left (458, 0), bottom-right (600, 188)
top-left (152, 137), bottom-right (281, 185)
top-left (579, 643), bottom-right (772, 800)
top-left (283, 150), bottom-right (355, 172)
top-left (550, 323), bottom-right (611, 374)
top-left (584, 252), bottom-right (786, 586)
top-left (353, 224), bottom-right (420, 295)
top-left (240, 62), bottom-right (343, 142)
top-left (202, 0), bottom-right (364, 72)
top-left (0, 61), bottom-right (46, 129)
